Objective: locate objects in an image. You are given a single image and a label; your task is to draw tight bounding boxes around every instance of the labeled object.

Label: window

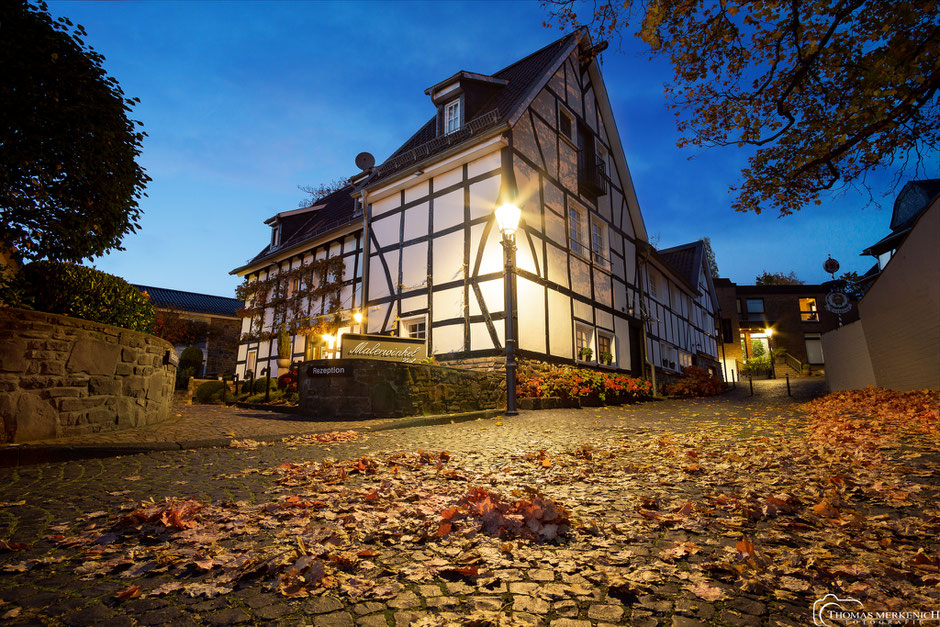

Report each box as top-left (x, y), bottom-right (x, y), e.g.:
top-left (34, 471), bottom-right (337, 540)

top-left (404, 318), bottom-right (426, 340)
top-left (597, 333), bottom-right (614, 365)
top-left (590, 219), bottom-right (609, 268)
top-left (745, 298), bottom-right (764, 320)
top-left (271, 224), bottom-right (281, 248)
top-left (444, 100), bottom-right (460, 134)
top-left (649, 272), bottom-right (658, 299)
top-left (721, 318), bottom-right (733, 343)
top-left (287, 277), bottom-right (300, 299)
top-left (799, 298), bottom-right (819, 322)
top-left (245, 350), bottom-right (257, 377)
top-left (568, 204), bottom-right (587, 257)
top-left (575, 325), bottom-right (593, 361)
top-left (804, 333), bottom-right (824, 364)
top-left (558, 107), bottom-right (575, 142)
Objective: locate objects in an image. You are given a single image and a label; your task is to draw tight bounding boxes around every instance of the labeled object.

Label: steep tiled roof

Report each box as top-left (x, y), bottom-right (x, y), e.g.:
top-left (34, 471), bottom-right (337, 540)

top-left (371, 31), bottom-right (580, 185)
top-left (658, 241), bottom-right (704, 290)
top-left (134, 285), bottom-right (241, 318)
top-left (234, 184), bottom-right (358, 273)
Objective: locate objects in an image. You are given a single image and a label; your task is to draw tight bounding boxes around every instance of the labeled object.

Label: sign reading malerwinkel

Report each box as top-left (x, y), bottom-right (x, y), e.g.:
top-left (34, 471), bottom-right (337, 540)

top-left (340, 333), bottom-right (427, 364)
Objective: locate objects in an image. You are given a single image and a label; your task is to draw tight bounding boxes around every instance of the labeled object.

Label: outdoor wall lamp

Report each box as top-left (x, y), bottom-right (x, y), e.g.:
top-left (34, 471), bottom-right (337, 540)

top-left (495, 199), bottom-right (520, 416)
top-left (353, 311), bottom-right (363, 324)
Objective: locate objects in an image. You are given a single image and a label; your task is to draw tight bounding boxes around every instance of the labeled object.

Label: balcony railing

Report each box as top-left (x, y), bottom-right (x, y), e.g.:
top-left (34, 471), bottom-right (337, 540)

top-left (578, 155), bottom-right (608, 197)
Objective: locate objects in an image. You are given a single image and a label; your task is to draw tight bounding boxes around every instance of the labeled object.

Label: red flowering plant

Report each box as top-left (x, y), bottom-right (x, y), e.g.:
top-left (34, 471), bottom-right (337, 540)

top-left (662, 366), bottom-right (724, 398)
top-left (516, 361), bottom-right (653, 404)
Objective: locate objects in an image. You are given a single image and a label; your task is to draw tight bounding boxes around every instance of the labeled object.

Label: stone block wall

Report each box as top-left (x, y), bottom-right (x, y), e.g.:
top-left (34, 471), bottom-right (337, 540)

top-left (0, 307), bottom-right (177, 443)
top-left (299, 359), bottom-right (505, 420)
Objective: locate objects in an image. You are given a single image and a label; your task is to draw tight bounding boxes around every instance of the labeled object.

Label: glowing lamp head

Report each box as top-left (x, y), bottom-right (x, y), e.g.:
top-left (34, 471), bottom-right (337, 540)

top-left (494, 202), bottom-right (521, 237)
top-left (764, 327), bottom-right (774, 338)
top-left (353, 312), bottom-right (363, 324)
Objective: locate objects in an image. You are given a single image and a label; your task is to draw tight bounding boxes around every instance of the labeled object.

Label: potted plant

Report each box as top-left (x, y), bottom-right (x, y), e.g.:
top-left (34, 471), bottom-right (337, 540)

top-left (277, 327), bottom-right (292, 367)
top-left (599, 352), bottom-right (613, 365)
top-left (579, 347), bottom-right (593, 361)
top-left (801, 363), bottom-right (811, 375)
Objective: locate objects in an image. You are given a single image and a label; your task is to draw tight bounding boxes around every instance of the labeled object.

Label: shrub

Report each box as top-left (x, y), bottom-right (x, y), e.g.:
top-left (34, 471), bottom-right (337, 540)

top-left (277, 372), bottom-right (298, 393)
top-left (175, 366), bottom-right (194, 390)
top-left (516, 361), bottom-right (653, 404)
top-left (14, 261), bottom-right (154, 331)
top-left (194, 380), bottom-right (234, 404)
top-left (247, 377), bottom-right (278, 394)
top-left (178, 346), bottom-right (203, 373)
top-left (662, 366), bottom-right (724, 398)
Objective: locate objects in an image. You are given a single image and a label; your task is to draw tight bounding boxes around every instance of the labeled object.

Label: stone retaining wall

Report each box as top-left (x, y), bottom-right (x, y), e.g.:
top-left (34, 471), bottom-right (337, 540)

top-left (299, 359), bottom-right (505, 420)
top-left (0, 307), bottom-right (177, 443)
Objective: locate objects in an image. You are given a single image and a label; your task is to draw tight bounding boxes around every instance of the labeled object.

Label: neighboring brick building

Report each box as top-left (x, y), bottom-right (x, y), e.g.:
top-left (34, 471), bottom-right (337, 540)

top-left (134, 285), bottom-right (242, 377)
top-left (715, 279), bottom-right (843, 381)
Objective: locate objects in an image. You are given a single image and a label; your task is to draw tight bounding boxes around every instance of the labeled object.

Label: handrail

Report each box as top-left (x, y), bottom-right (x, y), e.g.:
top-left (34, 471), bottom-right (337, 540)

top-left (781, 351), bottom-right (802, 372)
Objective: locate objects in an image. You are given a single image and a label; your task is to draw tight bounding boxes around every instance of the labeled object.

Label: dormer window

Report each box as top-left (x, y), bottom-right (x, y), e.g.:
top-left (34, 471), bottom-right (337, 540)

top-left (271, 223), bottom-right (281, 248)
top-left (444, 100), bottom-right (461, 134)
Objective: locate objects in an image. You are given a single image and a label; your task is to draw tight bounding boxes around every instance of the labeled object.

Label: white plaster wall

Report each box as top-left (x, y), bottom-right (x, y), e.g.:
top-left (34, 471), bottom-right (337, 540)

top-left (470, 223), bottom-right (503, 277)
top-left (469, 177), bottom-right (500, 221)
top-left (404, 202), bottom-right (429, 238)
top-left (400, 242), bottom-right (428, 290)
top-left (371, 214), bottom-right (400, 249)
top-left (433, 167), bottom-right (462, 191)
top-left (517, 277), bottom-right (546, 353)
top-left (467, 151), bottom-right (501, 179)
top-left (432, 287), bottom-right (463, 321)
top-left (434, 189), bottom-right (464, 232)
top-left (475, 278), bottom-right (504, 317)
top-left (400, 294), bottom-right (427, 314)
top-left (405, 180), bottom-right (428, 205)
top-left (614, 317), bottom-right (631, 371)
top-left (546, 243), bottom-right (568, 288)
top-left (432, 230), bottom-right (464, 284)
top-left (368, 255), bottom-right (390, 300)
top-left (433, 323), bottom-right (464, 355)
top-left (371, 195), bottom-right (400, 218)
top-left (547, 289), bottom-right (573, 359)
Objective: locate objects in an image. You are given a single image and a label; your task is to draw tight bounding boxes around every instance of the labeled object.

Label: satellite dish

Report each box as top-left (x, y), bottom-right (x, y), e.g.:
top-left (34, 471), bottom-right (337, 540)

top-left (355, 152), bottom-right (375, 170)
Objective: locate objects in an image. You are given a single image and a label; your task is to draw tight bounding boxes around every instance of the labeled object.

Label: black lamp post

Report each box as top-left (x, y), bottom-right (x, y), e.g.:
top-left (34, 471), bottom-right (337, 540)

top-left (495, 199), bottom-right (521, 416)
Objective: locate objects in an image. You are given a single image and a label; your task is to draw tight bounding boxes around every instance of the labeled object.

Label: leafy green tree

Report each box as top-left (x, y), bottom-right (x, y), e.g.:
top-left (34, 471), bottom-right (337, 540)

top-left (0, 1), bottom-right (149, 263)
top-left (543, 0), bottom-right (939, 216)
top-left (755, 270), bottom-right (803, 286)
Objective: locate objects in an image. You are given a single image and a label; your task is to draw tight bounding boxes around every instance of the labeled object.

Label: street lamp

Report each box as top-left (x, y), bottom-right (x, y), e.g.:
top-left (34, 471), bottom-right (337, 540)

top-left (764, 327), bottom-right (776, 379)
top-left (495, 199), bottom-right (521, 416)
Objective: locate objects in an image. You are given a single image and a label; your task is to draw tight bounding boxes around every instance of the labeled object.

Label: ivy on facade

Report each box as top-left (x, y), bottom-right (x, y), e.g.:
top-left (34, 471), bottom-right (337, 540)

top-left (235, 256), bottom-right (346, 343)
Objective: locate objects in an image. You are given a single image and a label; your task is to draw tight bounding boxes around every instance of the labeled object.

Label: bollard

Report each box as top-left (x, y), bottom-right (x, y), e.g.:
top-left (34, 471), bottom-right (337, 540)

top-left (232, 373), bottom-right (239, 403)
top-left (786, 373), bottom-right (791, 397)
top-left (749, 375), bottom-right (753, 396)
top-left (731, 370), bottom-right (736, 390)
top-left (262, 367), bottom-right (271, 403)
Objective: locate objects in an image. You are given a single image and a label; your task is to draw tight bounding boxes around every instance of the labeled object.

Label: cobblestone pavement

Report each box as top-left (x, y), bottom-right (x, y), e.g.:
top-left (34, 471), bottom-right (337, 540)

top-left (2, 379), bottom-right (934, 626)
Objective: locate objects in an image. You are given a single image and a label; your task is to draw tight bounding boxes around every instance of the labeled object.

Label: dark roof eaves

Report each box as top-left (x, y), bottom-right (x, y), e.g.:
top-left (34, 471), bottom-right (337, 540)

top-left (230, 217), bottom-right (361, 276)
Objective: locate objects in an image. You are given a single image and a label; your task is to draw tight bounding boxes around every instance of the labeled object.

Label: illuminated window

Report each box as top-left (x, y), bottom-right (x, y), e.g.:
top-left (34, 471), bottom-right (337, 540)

top-left (245, 350), bottom-right (257, 377)
top-left (597, 333), bottom-right (614, 365)
top-left (799, 298), bottom-right (819, 321)
top-left (444, 100), bottom-right (461, 134)
top-left (575, 325), bottom-right (593, 361)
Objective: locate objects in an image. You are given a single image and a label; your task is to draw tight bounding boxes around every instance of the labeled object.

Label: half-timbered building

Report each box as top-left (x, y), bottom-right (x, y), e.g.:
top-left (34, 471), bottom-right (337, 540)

top-left (231, 29), bottom-right (723, 388)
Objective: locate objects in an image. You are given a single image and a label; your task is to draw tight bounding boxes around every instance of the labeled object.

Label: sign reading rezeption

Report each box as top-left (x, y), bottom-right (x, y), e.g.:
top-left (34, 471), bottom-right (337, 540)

top-left (339, 333), bottom-right (427, 364)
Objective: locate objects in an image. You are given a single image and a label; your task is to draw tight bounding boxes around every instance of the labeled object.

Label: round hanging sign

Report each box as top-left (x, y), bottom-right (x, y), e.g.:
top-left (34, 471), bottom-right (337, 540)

top-left (823, 257), bottom-right (840, 275)
top-left (825, 290), bottom-right (852, 314)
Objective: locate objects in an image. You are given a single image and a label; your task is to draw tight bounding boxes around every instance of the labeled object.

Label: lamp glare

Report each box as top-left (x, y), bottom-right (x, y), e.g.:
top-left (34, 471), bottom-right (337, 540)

top-left (495, 202), bottom-right (521, 236)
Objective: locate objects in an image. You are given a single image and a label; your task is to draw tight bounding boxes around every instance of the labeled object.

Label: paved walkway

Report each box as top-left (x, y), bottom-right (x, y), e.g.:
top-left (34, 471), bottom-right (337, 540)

top-left (6, 379), bottom-right (912, 627)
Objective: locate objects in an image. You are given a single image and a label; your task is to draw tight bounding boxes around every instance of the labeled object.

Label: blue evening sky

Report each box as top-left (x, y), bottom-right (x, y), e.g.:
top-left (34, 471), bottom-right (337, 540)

top-left (47, 0), bottom-right (918, 298)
